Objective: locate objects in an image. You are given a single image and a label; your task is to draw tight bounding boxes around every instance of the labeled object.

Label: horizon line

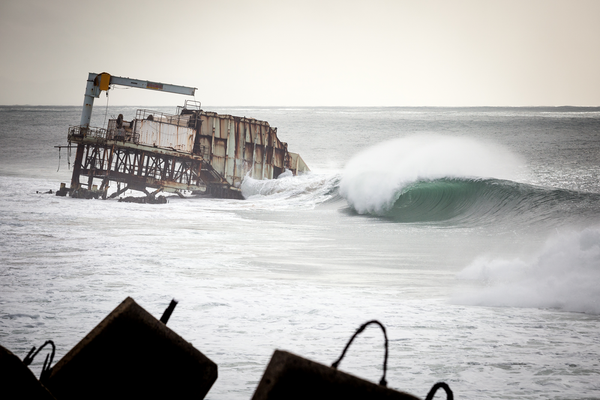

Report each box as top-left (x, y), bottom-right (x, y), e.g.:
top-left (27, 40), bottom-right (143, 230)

top-left (1, 104), bottom-right (600, 108)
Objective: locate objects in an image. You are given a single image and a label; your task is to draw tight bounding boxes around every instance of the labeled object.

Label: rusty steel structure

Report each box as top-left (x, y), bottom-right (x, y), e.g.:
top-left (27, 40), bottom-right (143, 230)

top-left (60, 73), bottom-right (309, 200)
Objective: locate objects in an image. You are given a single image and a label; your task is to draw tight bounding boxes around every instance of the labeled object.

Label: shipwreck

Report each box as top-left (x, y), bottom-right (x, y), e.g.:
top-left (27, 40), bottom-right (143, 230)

top-left (57, 72), bottom-right (309, 201)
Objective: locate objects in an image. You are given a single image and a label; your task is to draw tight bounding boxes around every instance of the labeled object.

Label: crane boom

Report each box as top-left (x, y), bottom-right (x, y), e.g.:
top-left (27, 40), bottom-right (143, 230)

top-left (79, 72), bottom-right (197, 128)
top-left (108, 76), bottom-right (196, 96)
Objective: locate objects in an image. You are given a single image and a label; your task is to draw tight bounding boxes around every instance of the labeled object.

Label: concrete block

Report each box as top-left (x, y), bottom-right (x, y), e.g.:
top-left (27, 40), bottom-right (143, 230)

top-left (45, 297), bottom-right (217, 400)
top-left (0, 344), bottom-right (56, 400)
top-left (251, 350), bottom-right (421, 400)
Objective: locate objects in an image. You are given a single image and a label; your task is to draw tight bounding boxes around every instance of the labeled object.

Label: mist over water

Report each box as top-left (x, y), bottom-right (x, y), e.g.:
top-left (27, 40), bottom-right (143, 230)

top-left (1, 106), bottom-right (600, 399)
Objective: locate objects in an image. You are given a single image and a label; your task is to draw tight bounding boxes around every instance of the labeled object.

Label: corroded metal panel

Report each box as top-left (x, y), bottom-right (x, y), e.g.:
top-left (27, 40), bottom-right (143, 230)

top-left (212, 156), bottom-right (226, 177)
top-left (219, 117), bottom-right (230, 140)
top-left (224, 122), bottom-right (235, 184)
top-left (253, 146), bottom-right (265, 179)
top-left (244, 143), bottom-right (253, 166)
top-left (213, 138), bottom-right (227, 158)
top-left (137, 120), bottom-right (195, 152)
top-left (274, 148), bottom-right (285, 167)
top-left (233, 121), bottom-right (247, 186)
top-left (198, 136), bottom-right (211, 155)
top-left (288, 152), bottom-right (309, 175)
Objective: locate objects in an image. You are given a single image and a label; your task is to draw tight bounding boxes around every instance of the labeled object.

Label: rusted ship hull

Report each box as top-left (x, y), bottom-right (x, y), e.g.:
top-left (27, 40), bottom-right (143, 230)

top-left (59, 73), bottom-right (309, 200)
top-left (64, 103), bottom-right (309, 200)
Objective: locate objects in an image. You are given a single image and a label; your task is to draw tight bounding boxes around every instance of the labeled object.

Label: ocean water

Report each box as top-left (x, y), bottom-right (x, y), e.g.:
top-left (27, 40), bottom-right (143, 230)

top-left (1, 105), bottom-right (599, 399)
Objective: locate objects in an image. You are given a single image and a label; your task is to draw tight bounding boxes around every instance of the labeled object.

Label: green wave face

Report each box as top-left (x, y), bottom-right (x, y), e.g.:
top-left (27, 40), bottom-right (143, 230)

top-left (377, 178), bottom-right (600, 226)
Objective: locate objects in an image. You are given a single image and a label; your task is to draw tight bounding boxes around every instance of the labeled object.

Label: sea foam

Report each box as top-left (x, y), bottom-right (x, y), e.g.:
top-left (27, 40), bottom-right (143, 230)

top-left (240, 171), bottom-right (340, 208)
top-left (453, 226), bottom-right (600, 314)
top-left (339, 135), bottom-right (524, 215)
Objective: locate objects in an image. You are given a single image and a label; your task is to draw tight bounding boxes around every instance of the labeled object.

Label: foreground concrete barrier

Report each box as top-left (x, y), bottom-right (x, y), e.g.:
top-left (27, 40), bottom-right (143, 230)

top-left (44, 297), bottom-right (217, 400)
top-left (251, 350), bottom-right (421, 400)
top-left (0, 345), bottom-right (56, 399)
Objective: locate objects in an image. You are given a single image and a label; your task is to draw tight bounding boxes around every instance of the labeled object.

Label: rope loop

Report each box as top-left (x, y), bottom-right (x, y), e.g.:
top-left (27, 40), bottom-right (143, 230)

top-left (425, 382), bottom-right (453, 400)
top-left (23, 340), bottom-right (56, 382)
top-left (331, 320), bottom-right (389, 387)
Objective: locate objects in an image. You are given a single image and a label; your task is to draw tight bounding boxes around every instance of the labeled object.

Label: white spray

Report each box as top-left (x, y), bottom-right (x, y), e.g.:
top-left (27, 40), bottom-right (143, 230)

top-left (453, 226), bottom-right (600, 314)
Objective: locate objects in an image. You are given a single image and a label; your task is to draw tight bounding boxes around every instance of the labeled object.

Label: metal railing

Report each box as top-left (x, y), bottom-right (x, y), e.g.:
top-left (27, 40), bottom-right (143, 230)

top-left (177, 99), bottom-right (201, 114)
top-left (68, 125), bottom-right (108, 140)
top-left (135, 109), bottom-right (193, 128)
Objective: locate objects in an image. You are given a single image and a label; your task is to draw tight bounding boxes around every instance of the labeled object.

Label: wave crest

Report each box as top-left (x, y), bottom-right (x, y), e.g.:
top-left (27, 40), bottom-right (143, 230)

top-left (339, 135), bottom-right (525, 215)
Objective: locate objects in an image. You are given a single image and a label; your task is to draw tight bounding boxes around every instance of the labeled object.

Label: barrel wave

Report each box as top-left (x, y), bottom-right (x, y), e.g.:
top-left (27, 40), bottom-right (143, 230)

top-left (339, 135), bottom-right (600, 226)
top-left (374, 177), bottom-right (600, 225)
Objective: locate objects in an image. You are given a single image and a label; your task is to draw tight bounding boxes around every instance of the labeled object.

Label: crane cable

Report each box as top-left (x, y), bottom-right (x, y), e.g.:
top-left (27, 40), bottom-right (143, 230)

top-left (102, 87), bottom-right (110, 129)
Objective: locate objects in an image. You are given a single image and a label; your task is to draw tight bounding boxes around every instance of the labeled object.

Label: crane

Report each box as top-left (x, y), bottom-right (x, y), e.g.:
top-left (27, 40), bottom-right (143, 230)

top-left (79, 72), bottom-right (197, 130)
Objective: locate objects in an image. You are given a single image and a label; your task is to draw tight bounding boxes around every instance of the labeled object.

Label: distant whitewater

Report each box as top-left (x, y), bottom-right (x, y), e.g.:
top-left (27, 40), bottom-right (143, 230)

top-left (453, 226), bottom-right (600, 314)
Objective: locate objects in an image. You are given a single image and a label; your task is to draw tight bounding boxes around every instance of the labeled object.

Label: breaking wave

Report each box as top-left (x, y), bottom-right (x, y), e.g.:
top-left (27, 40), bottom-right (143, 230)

top-left (453, 226), bottom-right (600, 314)
top-left (350, 177), bottom-right (600, 225)
top-left (340, 135), bottom-right (524, 213)
top-left (339, 135), bottom-right (600, 225)
top-left (238, 136), bottom-right (600, 226)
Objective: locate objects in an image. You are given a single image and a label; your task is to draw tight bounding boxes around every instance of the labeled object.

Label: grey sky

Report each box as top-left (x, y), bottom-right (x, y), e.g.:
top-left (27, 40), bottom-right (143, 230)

top-left (1, 0), bottom-right (599, 106)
